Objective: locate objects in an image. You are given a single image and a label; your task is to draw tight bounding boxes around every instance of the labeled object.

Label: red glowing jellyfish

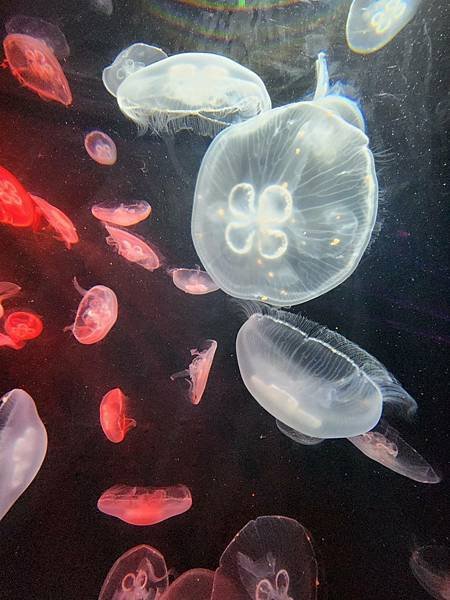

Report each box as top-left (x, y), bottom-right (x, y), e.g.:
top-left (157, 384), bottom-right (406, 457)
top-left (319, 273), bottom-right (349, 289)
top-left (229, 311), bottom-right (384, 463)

top-left (66, 278), bottom-right (118, 345)
top-left (31, 194), bottom-right (79, 249)
top-left (84, 131), bottom-right (117, 166)
top-left (0, 282), bottom-right (21, 318)
top-left (169, 266), bottom-right (219, 295)
top-left (105, 224), bottom-right (161, 271)
top-left (97, 484), bottom-right (192, 526)
top-left (98, 545), bottom-right (169, 600)
top-left (91, 200), bottom-right (151, 226)
top-left (4, 311), bottom-right (43, 343)
top-left (171, 339), bottom-right (217, 405)
top-left (99, 387), bottom-right (136, 443)
top-left (3, 33), bottom-right (72, 106)
top-left (161, 569), bottom-right (215, 600)
top-left (0, 166), bottom-right (35, 227)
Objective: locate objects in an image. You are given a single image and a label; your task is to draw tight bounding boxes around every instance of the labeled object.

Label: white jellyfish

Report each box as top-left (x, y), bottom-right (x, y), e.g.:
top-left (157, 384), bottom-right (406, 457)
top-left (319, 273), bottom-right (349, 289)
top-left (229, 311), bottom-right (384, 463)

top-left (346, 0), bottom-right (422, 54)
top-left (191, 96), bottom-right (377, 306)
top-left (236, 306), bottom-right (417, 439)
top-left (115, 52), bottom-right (272, 136)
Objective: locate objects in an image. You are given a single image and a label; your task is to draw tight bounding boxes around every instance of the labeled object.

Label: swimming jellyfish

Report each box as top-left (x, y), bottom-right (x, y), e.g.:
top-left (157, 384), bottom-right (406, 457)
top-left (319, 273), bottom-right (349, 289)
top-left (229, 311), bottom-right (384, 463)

top-left (0, 166), bottom-right (35, 227)
top-left (84, 131), bottom-right (117, 166)
top-left (99, 387), bottom-right (136, 443)
top-left (410, 545), bottom-right (450, 600)
top-left (169, 267), bottom-right (219, 295)
top-left (105, 224), bottom-right (161, 271)
top-left (348, 419), bottom-right (441, 483)
top-left (116, 52), bottom-right (272, 136)
top-left (191, 94), bottom-right (377, 306)
top-left (4, 311), bottom-right (43, 343)
top-left (211, 516), bottom-right (319, 600)
top-left (161, 569), bottom-right (215, 600)
top-left (102, 43), bottom-right (168, 97)
top-left (91, 200), bottom-right (151, 226)
top-left (31, 194), bottom-right (79, 248)
top-left (346, 0), bottom-right (422, 54)
top-left (236, 305), bottom-right (417, 439)
top-left (97, 484), bottom-right (192, 526)
top-left (67, 278), bottom-right (118, 345)
top-left (98, 544), bottom-right (169, 600)
top-left (3, 16), bottom-right (72, 106)
top-left (171, 339), bottom-right (217, 405)
top-left (0, 281), bottom-right (21, 318)
top-left (92, 0), bottom-right (114, 17)
top-left (0, 389), bottom-right (48, 520)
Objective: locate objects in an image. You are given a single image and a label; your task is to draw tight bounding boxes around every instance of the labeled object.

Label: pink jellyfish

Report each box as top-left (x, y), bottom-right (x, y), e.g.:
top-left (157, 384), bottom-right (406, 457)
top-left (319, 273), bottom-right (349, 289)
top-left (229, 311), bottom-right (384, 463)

top-left (84, 131), bottom-right (117, 166)
top-left (0, 332), bottom-right (25, 350)
top-left (0, 166), bottom-right (35, 227)
top-left (4, 311), bottom-right (43, 343)
top-left (31, 194), bottom-right (79, 249)
top-left (97, 484), bottom-right (192, 526)
top-left (105, 224), bottom-right (161, 271)
top-left (66, 278), bottom-right (118, 344)
top-left (98, 545), bottom-right (169, 600)
top-left (169, 267), bottom-right (219, 295)
top-left (171, 339), bottom-right (217, 405)
top-left (91, 200), bottom-right (151, 226)
top-left (161, 569), bottom-right (215, 600)
top-left (99, 387), bottom-right (136, 443)
top-left (0, 282), bottom-right (21, 318)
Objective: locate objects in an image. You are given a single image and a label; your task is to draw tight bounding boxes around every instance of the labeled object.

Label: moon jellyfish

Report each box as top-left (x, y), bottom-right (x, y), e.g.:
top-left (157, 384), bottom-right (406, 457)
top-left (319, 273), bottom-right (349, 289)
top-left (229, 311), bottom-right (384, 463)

top-left (102, 43), bottom-right (168, 97)
top-left (236, 306), bottom-right (417, 439)
top-left (211, 516), bottom-right (319, 600)
top-left (105, 224), bottom-right (161, 271)
top-left (0, 166), bottom-right (35, 227)
top-left (116, 52), bottom-right (272, 136)
top-left (31, 194), bottom-right (79, 248)
top-left (191, 98), bottom-right (377, 306)
top-left (161, 569), bottom-right (214, 600)
top-left (97, 484), bottom-right (192, 526)
top-left (169, 267), bottom-right (219, 295)
top-left (0, 282), bottom-right (21, 318)
top-left (346, 0), bottom-right (422, 54)
top-left (4, 311), bottom-right (43, 343)
top-left (91, 200), bottom-right (151, 226)
top-left (410, 545), bottom-right (450, 600)
top-left (0, 389), bottom-right (47, 520)
top-left (100, 387), bottom-right (136, 443)
top-left (3, 17), bottom-right (72, 106)
top-left (276, 420), bottom-right (324, 446)
top-left (171, 339), bottom-right (217, 405)
top-left (84, 131), bottom-right (117, 166)
top-left (348, 419), bottom-right (441, 483)
top-left (98, 544), bottom-right (169, 600)
top-left (67, 278), bottom-right (118, 345)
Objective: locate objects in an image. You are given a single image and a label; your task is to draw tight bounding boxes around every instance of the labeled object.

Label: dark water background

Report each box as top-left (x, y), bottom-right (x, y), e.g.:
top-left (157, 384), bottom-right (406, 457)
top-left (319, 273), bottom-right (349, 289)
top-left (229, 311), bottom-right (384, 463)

top-left (0, 0), bottom-right (448, 598)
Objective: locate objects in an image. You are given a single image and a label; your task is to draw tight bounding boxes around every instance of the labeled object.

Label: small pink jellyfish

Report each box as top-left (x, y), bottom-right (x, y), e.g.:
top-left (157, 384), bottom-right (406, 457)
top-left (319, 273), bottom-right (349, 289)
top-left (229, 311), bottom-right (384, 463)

top-left (91, 200), bottom-right (151, 226)
top-left (171, 339), bottom-right (217, 405)
top-left (105, 224), bottom-right (161, 271)
top-left (84, 131), bottom-right (117, 166)
top-left (0, 165), bottom-right (35, 227)
top-left (161, 569), bottom-right (215, 600)
top-left (97, 484), bottom-right (192, 526)
top-left (99, 387), bottom-right (136, 443)
top-left (0, 332), bottom-right (25, 350)
top-left (66, 278), bottom-right (118, 344)
top-left (0, 282), bottom-right (21, 318)
top-left (169, 267), bottom-right (219, 295)
top-left (4, 311), bottom-right (43, 343)
top-left (98, 545), bottom-right (169, 600)
top-left (31, 194), bottom-right (79, 249)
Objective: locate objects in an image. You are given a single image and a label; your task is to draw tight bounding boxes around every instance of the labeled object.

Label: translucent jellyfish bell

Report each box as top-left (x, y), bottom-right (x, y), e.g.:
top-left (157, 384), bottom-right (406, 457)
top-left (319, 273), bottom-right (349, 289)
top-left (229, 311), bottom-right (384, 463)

top-left (192, 100), bottom-right (377, 306)
top-left (5, 16), bottom-right (70, 59)
top-left (161, 569), bottom-right (215, 600)
top-left (346, 0), bottom-right (422, 54)
top-left (102, 43), bottom-right (168, 97)
top-left (0, 281), bottom-right (21, 318)
top-left (236, 306), bottom-right (417, 439)
top-left (410, 545), bottom-right (450, 600)
top-left (116, 52), bottom-right (272, 136)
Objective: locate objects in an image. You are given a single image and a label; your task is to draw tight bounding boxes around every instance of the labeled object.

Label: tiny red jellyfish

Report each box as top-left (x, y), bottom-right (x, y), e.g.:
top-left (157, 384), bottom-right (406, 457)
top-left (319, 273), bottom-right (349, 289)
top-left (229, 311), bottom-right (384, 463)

top-left (66, 278), bottom-right (118, 345)
top-left (84, 131), bottom-right (117, 166)
top-left (3, 33), bottom-right (72, 106)
top-left (97, 484), bottom-right (192, 526)
top-left (169, 267), bottom-right (219, 295)
top-left (105, 224), bottom-right (161, 271)
top-left (0, 332), bottom-right (25, 350)
top-left (99, 387), bottom-right (136, 443)
top-left (0, 282), bottom-right (21, 318)
top-left (0, 166), bottom-right (35, 227)
top-left (91, 200), bottom-right (151, 226)
top-left (161, 569), bottom-right (215, 600)
top-left (171, 339), bottom-right (217, 405)
top-left (31, 194), bottom-right (79, 249)
top-left (4, 311), bottom-right (43, 343)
